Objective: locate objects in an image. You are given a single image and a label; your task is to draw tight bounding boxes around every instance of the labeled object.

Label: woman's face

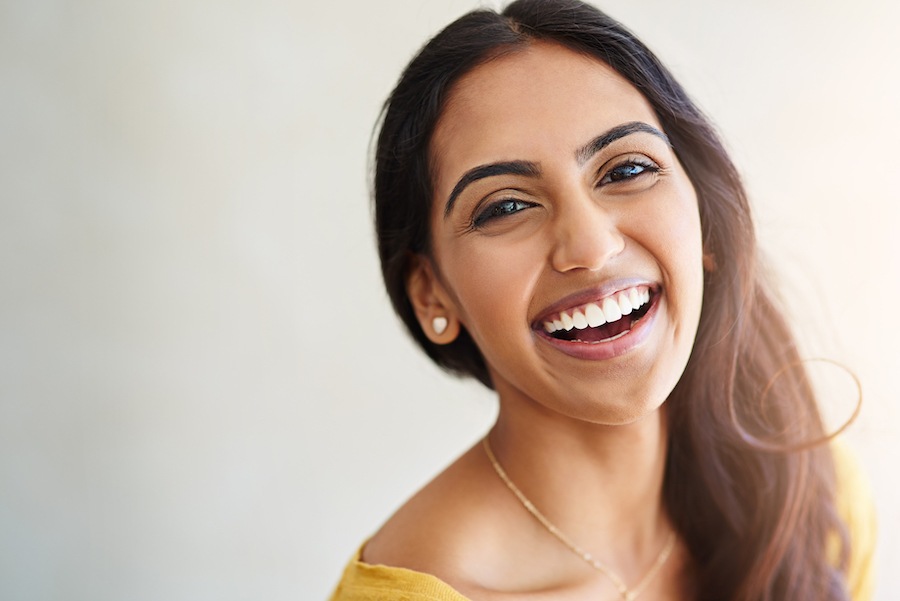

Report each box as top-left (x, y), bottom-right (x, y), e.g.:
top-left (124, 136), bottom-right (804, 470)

top-left (423, 42), bottom-right (704, 425)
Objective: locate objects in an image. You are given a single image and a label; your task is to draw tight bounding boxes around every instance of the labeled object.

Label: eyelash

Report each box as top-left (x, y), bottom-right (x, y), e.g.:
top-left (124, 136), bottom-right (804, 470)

top-left (598, 158), bottom-right (660, 185)
top-left (469, 157), bottom-right (660, 229)
top-left (472, 198), bottom-right (534, 228)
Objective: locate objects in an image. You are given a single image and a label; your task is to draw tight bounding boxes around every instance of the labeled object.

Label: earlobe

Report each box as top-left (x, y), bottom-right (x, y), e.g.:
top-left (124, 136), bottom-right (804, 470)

top-left (703, 251), bottom-right (717, 272)
top-left (405, 255), bottom-right (460, 344)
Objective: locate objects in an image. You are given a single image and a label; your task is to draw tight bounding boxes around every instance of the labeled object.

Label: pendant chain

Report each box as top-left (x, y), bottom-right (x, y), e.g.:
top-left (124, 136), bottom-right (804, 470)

top-left (482, 437), bottom-right (676, 601)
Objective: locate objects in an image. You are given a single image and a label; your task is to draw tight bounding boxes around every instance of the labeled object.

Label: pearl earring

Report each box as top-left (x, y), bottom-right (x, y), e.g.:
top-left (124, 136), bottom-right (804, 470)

top-left (432, 316), bottom-right (448, 335)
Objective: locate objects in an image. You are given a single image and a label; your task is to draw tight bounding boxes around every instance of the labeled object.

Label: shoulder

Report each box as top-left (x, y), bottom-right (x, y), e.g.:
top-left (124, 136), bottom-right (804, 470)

top-left (328, 444), bottom-right (496, 601)
top-left (355, 441), bottom-right (582, 598)
top-left (360, 442), bottom-right (513, 589)
top-left (830, 441), bottom-right (877, 601)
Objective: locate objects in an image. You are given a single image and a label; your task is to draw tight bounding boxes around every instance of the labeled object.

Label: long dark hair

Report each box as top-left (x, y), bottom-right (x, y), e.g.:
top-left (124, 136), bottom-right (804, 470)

top-left (373, 0), bottom-right (850, 598)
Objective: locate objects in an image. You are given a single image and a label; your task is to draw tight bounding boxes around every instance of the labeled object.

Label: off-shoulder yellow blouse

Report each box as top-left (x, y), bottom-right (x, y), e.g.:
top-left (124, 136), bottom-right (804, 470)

top-left (330, 444), bottom-right (876, 600)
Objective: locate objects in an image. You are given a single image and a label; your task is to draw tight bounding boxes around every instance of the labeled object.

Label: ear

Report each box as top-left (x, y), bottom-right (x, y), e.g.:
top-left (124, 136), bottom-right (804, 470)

top-left (702, 251), bottom-right (717, 272)
top-left (406, 255), bottom-right (461, 345)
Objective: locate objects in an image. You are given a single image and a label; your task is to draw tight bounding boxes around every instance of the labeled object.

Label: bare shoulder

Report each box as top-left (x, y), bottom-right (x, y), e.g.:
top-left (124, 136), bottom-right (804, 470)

top-left (360, 440), bottom-right (592, 598)
top-left (360, 439), bottom-right (581, 598)
top-left (362, 441), bottom-right (506, 574)
top-left (360, 440), bottom-right (693, 600)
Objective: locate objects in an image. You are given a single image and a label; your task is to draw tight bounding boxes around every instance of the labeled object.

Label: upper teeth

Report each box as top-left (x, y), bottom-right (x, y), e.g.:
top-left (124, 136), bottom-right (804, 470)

top-left (542, 286), bottom-right (651, 334)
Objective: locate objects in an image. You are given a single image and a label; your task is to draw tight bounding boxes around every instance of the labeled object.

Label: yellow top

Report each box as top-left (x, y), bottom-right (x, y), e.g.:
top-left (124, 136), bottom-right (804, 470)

top-left (832, 443), bottom-right (877, 600)
top-left (330, 444), bottom-right (877, 601)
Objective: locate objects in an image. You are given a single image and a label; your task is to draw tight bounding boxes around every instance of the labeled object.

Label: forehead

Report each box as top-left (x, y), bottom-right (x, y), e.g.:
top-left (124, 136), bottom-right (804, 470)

top-left (431, 41), bottom-right (661, 186)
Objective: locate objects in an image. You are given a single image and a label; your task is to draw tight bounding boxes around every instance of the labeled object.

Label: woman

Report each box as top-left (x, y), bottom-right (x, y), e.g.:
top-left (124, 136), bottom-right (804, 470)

top-left (331, 0), bottom-right (875, 599)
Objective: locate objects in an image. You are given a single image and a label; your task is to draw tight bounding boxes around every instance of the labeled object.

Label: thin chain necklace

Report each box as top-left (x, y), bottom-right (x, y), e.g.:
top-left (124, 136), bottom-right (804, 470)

top-left (482, 437), bottom-right (676, 601)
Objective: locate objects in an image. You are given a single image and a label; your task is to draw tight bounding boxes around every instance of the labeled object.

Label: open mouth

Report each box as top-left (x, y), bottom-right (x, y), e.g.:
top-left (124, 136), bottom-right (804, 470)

top-left (537, 285), bottom-right (657, 344)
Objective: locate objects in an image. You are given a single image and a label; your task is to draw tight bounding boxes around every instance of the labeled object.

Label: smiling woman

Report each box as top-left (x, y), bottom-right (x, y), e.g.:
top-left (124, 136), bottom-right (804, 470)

top-left (422, 44), bottom-right (704, 427)
top-left (329, 0), bottom-right (875, 599)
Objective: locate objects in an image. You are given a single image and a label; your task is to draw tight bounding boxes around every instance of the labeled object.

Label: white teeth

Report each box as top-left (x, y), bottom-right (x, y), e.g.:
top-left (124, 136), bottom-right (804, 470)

top-left (540, 286), bottom-right (653, 336)
top-left (628, 287), bottom-right (640, 308)
top-left (616, 291), bottom-right (633, 315)
top-left (572, 310), bottom-right (588, 330)
top-left (601, 297), bottom-right (622, 322)
top-left (585, 303), bottom-right (605, 327)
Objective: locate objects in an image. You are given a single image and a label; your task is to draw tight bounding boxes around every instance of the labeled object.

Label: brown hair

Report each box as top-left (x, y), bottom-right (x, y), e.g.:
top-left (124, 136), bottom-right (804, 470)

top-left (373, 0), bottom-right (850, 597)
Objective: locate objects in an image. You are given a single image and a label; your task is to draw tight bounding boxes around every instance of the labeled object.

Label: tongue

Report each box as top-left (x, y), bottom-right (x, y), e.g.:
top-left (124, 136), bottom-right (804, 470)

top-left (556, 317), bottom-right (632, 342)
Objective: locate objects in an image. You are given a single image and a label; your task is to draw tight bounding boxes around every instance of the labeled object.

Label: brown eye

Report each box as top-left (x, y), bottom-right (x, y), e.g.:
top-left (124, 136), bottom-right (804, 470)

top-left (473, 198), bottom-right (534, 227)
top-left (599, 160), bottom-right (659, 185)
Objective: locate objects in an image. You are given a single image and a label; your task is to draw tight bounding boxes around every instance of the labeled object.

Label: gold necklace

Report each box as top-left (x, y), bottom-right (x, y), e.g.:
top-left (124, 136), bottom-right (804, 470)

top-left (482, 437), bottom-right (676, 601)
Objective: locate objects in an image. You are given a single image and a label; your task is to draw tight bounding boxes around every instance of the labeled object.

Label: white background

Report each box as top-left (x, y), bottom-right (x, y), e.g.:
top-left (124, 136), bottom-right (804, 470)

top-left (1, 0), bottom-right (897, 599)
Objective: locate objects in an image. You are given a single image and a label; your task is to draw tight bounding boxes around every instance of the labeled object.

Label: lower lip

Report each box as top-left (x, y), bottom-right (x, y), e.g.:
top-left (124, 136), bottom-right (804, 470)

top-left (533, 293), bottom-right (661, 361)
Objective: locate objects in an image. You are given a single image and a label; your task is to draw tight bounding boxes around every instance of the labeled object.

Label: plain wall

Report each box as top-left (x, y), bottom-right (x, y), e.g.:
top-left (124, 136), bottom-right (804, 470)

top-left (1, 0), bottom-right (897, 599)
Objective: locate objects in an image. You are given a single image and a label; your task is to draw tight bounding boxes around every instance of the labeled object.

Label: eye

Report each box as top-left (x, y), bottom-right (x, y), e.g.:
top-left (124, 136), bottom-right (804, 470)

top-left (473, 198), bottom-right (534, 227)
top-left (598, 158), bottom-right (660, 186)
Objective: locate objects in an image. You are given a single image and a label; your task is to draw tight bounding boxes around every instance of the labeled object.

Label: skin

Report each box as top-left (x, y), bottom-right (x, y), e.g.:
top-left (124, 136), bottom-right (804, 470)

top-left (365, 42), bottom-right (704, 600)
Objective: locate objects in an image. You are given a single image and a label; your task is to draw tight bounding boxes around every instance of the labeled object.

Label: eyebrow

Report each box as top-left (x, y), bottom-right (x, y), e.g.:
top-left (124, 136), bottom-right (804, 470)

top-left (442, 121), bottom-right (670, 218)
top-left (575, 121), bottom-right (670, 166)
top-left (444, 160), bottom-right (540, 218)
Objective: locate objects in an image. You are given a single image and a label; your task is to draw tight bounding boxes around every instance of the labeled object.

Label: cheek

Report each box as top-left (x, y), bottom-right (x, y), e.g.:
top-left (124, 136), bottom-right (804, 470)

top-left (662, 206), bottom-right (703, 278)
top-left (631, 180), bottom-right (704, 316)
top-left (440, 239), bottom-right (544, 340)
top-left (660, 187), bottom-right (705, 329)
top-left (650, 179), bottom-right (703, 270)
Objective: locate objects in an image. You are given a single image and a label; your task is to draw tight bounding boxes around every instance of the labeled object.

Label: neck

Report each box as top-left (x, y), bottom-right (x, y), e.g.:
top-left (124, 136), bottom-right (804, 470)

top-left (489, 394), bottom-right (670, 555)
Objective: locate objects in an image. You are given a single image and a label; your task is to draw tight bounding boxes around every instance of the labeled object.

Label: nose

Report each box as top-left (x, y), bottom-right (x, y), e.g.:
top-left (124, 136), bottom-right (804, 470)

top-left (549, 194), bottom-right (625, 273)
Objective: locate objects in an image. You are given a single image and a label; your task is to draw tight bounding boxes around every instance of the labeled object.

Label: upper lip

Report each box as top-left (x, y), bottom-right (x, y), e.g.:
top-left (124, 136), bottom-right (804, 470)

top-left (530, 278), bottom-right (659, 328)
